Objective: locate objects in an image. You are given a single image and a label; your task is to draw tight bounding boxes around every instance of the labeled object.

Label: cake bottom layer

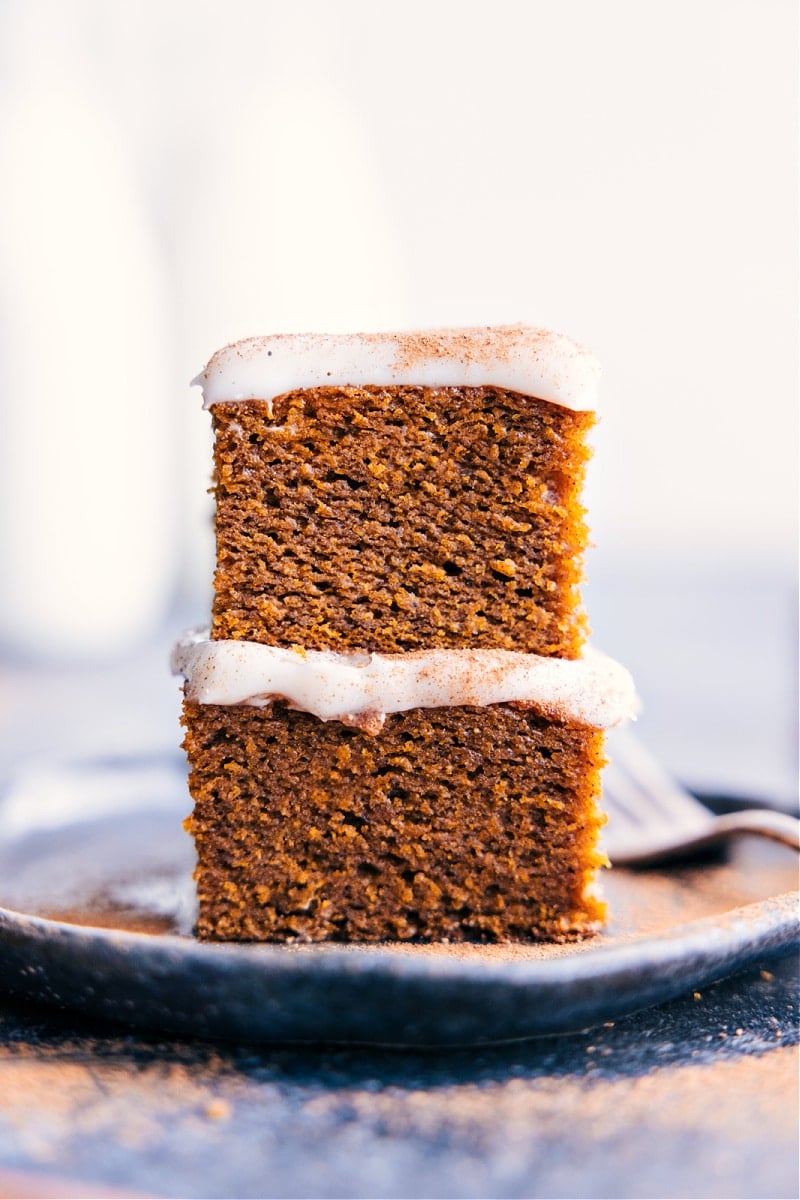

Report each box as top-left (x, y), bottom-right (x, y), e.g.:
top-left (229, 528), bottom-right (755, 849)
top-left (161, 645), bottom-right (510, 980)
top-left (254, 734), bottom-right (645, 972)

top-left (181, 700), bottom-right (607, 943)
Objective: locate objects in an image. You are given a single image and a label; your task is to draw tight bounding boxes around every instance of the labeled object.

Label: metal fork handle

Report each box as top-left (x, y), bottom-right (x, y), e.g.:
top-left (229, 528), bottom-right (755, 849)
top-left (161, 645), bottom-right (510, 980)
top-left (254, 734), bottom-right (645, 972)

top-left (610, 808), bottom-right (800, 867)
top-left (710, 808), bottom-right (800, 849)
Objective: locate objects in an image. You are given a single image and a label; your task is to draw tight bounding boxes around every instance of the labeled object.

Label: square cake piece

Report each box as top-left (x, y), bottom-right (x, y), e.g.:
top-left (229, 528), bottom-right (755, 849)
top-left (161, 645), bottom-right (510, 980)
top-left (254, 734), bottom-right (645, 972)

top-left (174, 326), bottom-right (636, 943)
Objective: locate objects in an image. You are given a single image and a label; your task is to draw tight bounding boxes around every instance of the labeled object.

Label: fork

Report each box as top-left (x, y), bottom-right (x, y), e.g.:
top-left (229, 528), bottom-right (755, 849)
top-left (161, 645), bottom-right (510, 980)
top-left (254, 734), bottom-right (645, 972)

top-left (601, 727), bottom-right (800, 867)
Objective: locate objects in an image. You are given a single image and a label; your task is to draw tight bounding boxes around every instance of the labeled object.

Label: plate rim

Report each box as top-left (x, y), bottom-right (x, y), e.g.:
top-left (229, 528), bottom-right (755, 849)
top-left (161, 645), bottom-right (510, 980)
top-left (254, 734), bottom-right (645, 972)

top-left (0, 890), bottom-right (796, 1046)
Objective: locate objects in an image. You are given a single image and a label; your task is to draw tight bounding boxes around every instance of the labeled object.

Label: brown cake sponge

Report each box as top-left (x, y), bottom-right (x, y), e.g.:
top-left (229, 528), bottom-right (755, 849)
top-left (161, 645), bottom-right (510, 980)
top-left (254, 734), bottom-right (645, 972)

top-left (210, 385), bottom-right (594, 657)
top-left (182, 699), bottom-right (607, 944)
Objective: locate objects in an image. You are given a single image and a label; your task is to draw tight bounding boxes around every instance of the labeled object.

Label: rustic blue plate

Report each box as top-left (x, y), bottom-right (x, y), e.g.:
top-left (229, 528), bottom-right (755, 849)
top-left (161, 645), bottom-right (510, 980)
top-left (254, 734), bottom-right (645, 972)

top-left (0, 758), bottom-right (796, 1046)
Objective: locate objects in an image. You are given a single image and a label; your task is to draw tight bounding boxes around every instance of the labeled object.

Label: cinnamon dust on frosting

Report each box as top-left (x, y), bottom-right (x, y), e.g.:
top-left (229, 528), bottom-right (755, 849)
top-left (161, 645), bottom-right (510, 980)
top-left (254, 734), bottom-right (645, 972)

top-left (193, 325), bottom-right (601, 413)
top-left (172, 631), bottom-right (637, 733)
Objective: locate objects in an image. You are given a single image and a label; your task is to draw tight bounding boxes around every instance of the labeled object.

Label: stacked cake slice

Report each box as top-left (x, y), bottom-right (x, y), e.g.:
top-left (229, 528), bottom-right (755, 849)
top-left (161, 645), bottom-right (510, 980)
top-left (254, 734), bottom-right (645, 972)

top-left (173, 326), bottom-right (636, 942)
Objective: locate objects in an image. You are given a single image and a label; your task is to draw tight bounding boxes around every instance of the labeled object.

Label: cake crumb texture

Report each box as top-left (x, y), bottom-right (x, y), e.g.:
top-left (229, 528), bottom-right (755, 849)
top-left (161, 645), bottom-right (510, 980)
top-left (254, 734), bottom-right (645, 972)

top-left (182, 700), bottom-right (607, 943)
top-left (210, 386), bottom-right (593, 657)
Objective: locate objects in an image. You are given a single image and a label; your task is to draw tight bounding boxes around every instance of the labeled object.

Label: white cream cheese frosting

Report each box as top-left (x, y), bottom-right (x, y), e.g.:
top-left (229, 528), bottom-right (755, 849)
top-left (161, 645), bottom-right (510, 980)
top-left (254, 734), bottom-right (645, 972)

top-left (172, 630), bottom-right (637, 733)
top-left (193, 325), bottom-right (601, 414)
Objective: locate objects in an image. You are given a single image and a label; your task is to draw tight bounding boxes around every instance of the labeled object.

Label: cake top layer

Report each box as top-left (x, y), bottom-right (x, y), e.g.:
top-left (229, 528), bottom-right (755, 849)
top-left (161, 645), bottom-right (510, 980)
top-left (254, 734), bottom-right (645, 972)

top-left (194, 325), bottom-right (601, 413)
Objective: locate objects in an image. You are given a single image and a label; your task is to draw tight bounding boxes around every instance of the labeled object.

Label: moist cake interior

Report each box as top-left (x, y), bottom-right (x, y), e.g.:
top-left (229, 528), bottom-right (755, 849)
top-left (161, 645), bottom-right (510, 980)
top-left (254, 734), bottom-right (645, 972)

top-left (183, 701), bottom-right (607, 943)
top-left (210, 386), bottom-right (593, 658)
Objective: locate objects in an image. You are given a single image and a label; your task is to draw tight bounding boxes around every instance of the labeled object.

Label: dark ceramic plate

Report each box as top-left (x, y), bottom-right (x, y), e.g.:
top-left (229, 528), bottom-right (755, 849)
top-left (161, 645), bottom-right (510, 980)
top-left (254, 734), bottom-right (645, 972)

top-left (0, 758), bottom-right (796, 1046)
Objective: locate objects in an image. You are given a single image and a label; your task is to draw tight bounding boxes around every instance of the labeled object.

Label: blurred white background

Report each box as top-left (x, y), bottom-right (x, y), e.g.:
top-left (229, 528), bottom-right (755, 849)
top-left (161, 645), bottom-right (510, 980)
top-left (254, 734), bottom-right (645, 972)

top-left (0, 0), bottom-right (796, 798)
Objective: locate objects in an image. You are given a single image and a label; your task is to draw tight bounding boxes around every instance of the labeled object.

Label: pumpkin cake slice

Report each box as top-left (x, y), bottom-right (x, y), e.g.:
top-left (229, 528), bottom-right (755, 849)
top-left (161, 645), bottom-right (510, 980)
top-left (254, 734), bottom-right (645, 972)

top-left (174, 325), bottom-right (637, 942)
